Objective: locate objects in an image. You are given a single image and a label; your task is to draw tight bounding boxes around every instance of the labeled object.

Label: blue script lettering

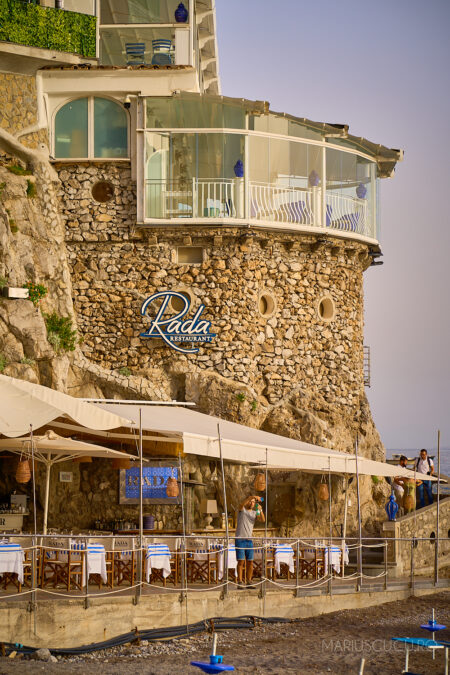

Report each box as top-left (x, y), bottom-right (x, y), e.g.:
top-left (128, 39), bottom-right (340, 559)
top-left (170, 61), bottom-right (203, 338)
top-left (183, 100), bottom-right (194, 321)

top-left (140, 291), bottom-right (216, 354)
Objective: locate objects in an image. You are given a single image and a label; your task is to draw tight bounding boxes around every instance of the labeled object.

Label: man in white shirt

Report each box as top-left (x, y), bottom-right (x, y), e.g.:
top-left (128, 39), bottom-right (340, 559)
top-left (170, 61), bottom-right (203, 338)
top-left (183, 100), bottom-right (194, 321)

top-left (393, 455), bottom-right (408, 507)
top-left (415, 448), bottom-right (434, 508)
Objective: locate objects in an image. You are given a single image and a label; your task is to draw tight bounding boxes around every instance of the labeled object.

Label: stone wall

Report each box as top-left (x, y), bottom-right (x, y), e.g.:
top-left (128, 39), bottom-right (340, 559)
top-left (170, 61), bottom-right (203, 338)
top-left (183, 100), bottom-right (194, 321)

top-left (382, 498), bottom-right (450, 577)
top-left (0, 73), bottom-right (48, 150)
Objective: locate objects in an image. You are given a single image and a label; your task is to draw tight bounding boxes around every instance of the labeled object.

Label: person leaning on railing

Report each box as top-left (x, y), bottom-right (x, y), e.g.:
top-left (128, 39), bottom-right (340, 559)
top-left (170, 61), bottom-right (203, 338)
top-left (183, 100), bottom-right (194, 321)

top-left (235, 495), bottom-right (265, 589)
top-left (415, 448), bottom-right (434, 508)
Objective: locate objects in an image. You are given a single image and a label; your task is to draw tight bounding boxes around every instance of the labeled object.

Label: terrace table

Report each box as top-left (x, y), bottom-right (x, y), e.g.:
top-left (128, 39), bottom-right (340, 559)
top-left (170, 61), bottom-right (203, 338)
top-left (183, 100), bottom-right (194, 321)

top-left (216, 544), bottom-right (237, 580)
top-left (324, 545), bottom-right (349, 574)
top-left (145, 543), bottom-right (171, 580)
top-left (274, 544), bottom-right (295, 574)
top-left (85, 544), bottom-right (107, 585)
top-left (0, 542), bottom-right (24, 584)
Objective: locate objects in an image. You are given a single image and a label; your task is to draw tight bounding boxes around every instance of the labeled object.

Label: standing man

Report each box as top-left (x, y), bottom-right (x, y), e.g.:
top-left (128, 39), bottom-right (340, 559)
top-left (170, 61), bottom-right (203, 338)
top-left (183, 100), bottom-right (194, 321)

top-left (415, 448), bottom-right (434, 508)
top-left (393, 455), bottom-right (408, 508)
top-left (235, 495), bottom-right (265, 588)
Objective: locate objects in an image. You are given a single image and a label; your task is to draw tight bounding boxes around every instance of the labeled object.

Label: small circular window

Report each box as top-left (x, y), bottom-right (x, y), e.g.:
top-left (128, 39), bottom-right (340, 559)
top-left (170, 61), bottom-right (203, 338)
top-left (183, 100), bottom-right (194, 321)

top-left (170, 289), bottom-right (193, 313)
top-left (258, 292), bottom-right (276, 318)
top-left (318, 296), bottom-right (335, 321)
top-left (92, 181), bottom-right (114, 203)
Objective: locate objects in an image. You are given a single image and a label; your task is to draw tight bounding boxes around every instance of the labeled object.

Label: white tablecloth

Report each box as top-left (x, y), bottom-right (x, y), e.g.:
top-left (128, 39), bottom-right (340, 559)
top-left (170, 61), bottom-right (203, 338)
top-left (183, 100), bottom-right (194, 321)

top-left (0, 543), bottom-right (24, 584)
top-left (274, 544), bottom-right (294, 574)
top-left (146, 544), bottom-right (171, 580)
top-left (325, 546), bottom-right (349, 574)
top-left (85, 545), bottom-right (107, 584)
top-left (217, 545), bottom-right (237, 579)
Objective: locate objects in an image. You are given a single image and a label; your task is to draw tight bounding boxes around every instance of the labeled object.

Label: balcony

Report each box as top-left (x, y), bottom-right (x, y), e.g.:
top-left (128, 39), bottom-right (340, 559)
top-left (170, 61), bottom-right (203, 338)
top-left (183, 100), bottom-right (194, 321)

top-left (144, 178), bottom-right (375, 240)
top-left (0, 0), bottom-right (97, 58)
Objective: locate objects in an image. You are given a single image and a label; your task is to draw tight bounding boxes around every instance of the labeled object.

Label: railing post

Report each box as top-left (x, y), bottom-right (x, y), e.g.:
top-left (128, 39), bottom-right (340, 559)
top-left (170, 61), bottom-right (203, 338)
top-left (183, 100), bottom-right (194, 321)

top-left (295, 540), bottom-right (299, 598)
top-left (384, 539), bottom-right (388, 591)
top-left (84, 536), bottom-right (89, 609)
top-left (410, 537), bottom-right (415, 593)
top-left (321, 146), bottom-right (326, 228)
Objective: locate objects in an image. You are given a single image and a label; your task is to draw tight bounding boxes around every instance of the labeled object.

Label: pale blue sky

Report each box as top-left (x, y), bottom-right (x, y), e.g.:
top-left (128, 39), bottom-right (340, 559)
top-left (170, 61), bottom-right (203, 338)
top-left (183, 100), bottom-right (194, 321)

top-left (215, 0), bottom-right (450, 450)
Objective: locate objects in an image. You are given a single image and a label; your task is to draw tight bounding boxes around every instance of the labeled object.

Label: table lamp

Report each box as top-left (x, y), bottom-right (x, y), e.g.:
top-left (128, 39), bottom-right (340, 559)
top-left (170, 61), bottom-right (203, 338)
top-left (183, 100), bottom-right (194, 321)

top-left (201, 499), bottom-right (218, 530)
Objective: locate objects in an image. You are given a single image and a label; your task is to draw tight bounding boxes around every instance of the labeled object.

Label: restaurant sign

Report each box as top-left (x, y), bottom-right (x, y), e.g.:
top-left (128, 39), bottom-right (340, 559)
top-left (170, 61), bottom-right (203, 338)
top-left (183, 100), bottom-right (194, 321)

top-left (119, 464), bottom-right (180, 504)
top-left (140, 290), bottom-right (216, 354)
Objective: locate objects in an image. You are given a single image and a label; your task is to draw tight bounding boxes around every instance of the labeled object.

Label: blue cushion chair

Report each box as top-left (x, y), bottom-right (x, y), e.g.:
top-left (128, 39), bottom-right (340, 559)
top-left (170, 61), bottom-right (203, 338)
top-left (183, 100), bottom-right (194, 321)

top-left (125, 43), bottom-right (146, 65)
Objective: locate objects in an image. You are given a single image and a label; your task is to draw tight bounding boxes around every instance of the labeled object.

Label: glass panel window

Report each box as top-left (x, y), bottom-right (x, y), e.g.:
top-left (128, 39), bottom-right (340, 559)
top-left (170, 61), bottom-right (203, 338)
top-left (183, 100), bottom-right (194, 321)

top-left (249, 135), bottom-right (269, 183)
top-left (101, 0), bottom-right (181, 24)
top-left (94, 98), bottom-right (128, 158)
top-left (54, 98), bottom-right (88, 159)
top-left (145, 97), bottom-right (246, 129)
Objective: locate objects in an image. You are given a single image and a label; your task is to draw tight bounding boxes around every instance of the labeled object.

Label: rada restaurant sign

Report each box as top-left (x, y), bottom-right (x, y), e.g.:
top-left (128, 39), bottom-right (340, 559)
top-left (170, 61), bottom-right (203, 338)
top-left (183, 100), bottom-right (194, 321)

top-left (140, 291), bottom-right (216, 354)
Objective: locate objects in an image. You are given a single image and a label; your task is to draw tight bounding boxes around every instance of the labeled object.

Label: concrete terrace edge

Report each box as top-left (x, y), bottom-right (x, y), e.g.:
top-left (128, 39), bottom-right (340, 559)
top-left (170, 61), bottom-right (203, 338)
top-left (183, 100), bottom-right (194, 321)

top-left (0, 586), bottom-right (448, 649)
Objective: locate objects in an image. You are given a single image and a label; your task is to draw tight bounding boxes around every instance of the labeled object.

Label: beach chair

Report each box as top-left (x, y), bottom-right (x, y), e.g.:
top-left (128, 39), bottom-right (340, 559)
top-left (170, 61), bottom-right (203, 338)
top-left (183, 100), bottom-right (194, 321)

top-left (391, 637), bottom-right (447, 674)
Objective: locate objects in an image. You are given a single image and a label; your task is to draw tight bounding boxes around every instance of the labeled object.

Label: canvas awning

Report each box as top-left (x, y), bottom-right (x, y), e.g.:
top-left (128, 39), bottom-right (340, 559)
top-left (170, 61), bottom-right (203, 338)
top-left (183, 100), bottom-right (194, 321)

top-left (94, 404), bottom-right (432, 481)
top-left (0, 374), bottom-right (132, 437)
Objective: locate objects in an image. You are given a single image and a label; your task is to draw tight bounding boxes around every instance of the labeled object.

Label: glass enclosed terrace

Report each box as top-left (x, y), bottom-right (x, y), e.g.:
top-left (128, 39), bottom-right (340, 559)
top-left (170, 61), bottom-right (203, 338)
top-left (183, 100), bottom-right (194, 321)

top-left (142, 96), bottom-right (384, 242)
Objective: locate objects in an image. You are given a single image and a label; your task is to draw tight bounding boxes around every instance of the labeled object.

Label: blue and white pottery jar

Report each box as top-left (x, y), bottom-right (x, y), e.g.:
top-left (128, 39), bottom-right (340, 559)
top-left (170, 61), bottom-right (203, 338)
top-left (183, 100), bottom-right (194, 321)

top-left (385, 494), bottom-right (399, 521)
top-left (234, 159), bottom-right (244, 177)
top-left (175, 3), bottom-right (188, 22)
top-left (356, 182), bottom-right (367, 199)
top-left (308, 170), bottom-right (320, 187)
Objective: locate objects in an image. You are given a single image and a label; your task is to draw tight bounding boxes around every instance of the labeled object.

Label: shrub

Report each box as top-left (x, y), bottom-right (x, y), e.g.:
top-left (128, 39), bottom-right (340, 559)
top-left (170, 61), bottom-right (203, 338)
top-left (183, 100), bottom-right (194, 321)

top-left (20, 356), bottom-right (35, 366)
top-left (10, 223), bottom-right (18, 234)
top-left (251, 399), bottom-right (258, 411)
top-left (24, 281), bottom-right (47, 307)
top-left (7, 164), bottom-right (32, 176)
top-left (0, 276), bottom-right (7, 289)
top-left (236, 392), bottom-right (246, 402)
top-left (371, 475), bottom-right (381, 485)
top-left (44, 313), bottom-right (77, 353)
top-left (26, 179), bottom-right (37, 198)
top-left (0, 353), bottom-right (7, 373)
top-left (119, 366), bottom-right (131, 377)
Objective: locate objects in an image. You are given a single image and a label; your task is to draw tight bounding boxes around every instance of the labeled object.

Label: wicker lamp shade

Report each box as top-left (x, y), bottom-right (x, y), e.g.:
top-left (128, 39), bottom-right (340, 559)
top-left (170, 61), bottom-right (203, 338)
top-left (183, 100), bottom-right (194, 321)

top-left (318, 478), bottom-right (329, 501)
top-left (166, 476), bottom-right (179, 498)
top-left (254, 473), bottom-right (266, 492)
top-left (111, 458), bottom-right (132, 470)
top-left (73, 456), bottom-right (93, 463)
top-left (16, 459), bottom-right (31, 483)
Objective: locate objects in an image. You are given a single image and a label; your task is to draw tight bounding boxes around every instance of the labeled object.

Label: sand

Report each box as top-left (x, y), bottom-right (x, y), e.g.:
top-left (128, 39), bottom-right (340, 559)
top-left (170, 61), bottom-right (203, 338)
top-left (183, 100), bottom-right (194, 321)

top-left (0, 592), bottom-right (448, 674)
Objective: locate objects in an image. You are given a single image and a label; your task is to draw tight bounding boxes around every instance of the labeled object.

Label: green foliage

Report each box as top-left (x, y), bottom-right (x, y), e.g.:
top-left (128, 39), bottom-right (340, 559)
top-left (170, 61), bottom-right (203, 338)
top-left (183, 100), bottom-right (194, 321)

top-left (44, 312), bottom-right (77, 353)
top-left (371, 475), bottom-right (381, 485)
top-left (0, 276), bottom-right (7, 289)
top-left (236, 392), bottom-right (246, 402)
top-left (119, 366), bottom-right (132, 377)
top-left (0, 0), bottom-right (97, 57)
top-left (24, 281), bottom-right (47, 307)
top-left (0, 353), bottom-right (7, 373)
top-left (6, 164), bottom-right (32, 176)
top-left (20, 356), bottom-right (35, 366)
top-left (251, 399), bottom-right (258, 411)
top-left (10, 222), bottom-right (18, 234)
top-left (0, 182), bottom-right (6, 199)
top-left (26, 180), bottom-right (36, 198)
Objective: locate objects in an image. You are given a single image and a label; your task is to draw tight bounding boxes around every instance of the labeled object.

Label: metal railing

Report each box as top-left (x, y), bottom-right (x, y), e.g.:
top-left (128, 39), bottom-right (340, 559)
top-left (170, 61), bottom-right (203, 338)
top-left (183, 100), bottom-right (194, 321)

top-left (144, 178), bottom-right (376, 239)
top-left (1, 534), bottom-right (448, 604)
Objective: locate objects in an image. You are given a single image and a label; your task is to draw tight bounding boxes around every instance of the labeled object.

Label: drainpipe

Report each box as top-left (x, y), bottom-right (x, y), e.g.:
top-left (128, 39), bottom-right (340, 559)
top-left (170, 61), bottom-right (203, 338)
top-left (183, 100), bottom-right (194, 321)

top-left (16, 72), bottom-right (48, 143)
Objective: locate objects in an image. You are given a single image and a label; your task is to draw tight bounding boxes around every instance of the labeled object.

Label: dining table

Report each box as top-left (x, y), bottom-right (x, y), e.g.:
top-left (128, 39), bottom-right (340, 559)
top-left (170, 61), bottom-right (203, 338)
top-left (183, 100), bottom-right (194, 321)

top-left (145, 543), bottom-right (171, 580)
top-left (0, 541), bottom-right (24, 584)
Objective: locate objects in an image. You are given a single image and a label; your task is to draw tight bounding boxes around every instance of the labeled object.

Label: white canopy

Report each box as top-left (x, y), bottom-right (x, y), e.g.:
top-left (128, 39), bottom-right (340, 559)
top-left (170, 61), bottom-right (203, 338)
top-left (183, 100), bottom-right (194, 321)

top-left (0, 374), bottom-right (132, 437)
top-left (95, 403), bottom-right (431, 481)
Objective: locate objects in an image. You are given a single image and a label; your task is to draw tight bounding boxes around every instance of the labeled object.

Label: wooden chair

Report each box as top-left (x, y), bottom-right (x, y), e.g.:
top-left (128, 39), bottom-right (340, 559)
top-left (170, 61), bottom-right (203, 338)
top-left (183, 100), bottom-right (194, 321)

top-left (40, 538), bottom-right (84, 591)
top-left (114, 537), bottom-right (136, 586)
top-left (10, 536), bottom-right (36, 589)
top-left (187, 539), bottom-right (218, 584)
top-left (300, 547), bottom-right (325, 579)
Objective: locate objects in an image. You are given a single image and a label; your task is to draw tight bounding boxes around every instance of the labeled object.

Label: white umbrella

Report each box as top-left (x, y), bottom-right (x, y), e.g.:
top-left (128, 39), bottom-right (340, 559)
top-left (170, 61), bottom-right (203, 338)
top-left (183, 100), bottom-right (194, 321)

top-left (0, 430), bottom-right (139, 534)
top-left (0, 374), bottom-right (132, 438)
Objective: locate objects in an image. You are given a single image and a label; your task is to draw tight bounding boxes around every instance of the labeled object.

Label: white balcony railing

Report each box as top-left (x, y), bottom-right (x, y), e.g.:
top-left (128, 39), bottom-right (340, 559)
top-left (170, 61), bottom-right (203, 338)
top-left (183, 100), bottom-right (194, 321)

top-left (144, 179), bottom-right (376, 240)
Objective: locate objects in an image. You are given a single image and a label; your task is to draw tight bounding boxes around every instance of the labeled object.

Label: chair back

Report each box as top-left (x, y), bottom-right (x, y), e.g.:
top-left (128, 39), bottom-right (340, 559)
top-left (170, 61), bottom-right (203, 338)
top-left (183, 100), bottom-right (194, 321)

top-left (114, 537), bottom-right (136, 555)
top-left (152, 39), bottom-right (171, 53)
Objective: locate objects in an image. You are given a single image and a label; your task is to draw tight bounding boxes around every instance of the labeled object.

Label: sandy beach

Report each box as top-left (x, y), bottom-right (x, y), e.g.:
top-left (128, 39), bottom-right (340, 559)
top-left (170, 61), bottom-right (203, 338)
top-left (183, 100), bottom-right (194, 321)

top-left (0, 592), bottom-right (448, 674)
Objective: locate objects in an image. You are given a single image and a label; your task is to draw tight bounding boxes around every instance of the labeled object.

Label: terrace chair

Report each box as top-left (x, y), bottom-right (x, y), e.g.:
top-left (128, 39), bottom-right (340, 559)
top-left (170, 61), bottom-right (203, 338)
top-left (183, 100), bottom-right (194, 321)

top-left (10, 536), bottom-right (36, 589)
top-left (41, 538), bottom-right (84, 591)
top-left (125, 43), bottom-right (146, 66)
top-left (114, 537), bottom-right (136, 586)
top-left (187, 538), bottom-right (218, 584)
top-left (151, 39), bottom-right (172, 66)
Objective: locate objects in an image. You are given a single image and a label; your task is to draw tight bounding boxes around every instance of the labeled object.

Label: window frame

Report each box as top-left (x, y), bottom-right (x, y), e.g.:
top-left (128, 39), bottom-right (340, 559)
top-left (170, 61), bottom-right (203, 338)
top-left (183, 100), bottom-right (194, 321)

top-left (52, 95), bottom-right (130, 161)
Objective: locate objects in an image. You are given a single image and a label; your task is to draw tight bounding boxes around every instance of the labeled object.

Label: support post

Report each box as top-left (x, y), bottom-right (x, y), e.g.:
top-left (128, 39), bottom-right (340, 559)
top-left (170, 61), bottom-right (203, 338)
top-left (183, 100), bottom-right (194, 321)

top-left (29, 425), bottom-right (37, 614)
top-left (355, 435), bottom-right (363, 591)
top-left (410, 537), bottom-right (415, 592)
top-left (42, 455), bottom-right (51, 536)
top-left (217, 424), bottom-right (229, 594)
top-left (136, 408), bottom-right (143, 603)
top-left (384, 539), bottom-right (388, 591)
top-left (342, 469), bottom-right (348, 579)
top-left (328, 457), bottom-right (332, 595)
top-left (178, 453), bottom-right (188, 629)
top-left (435, 429), bottom-right (441, 586)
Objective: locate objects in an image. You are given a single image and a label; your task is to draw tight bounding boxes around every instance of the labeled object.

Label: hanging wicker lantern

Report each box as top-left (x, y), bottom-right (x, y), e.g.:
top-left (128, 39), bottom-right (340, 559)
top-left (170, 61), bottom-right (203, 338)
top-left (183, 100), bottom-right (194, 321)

top-left (254, 473), bottom-right (266, 492)
top-left (111, 458), bottom-right (132, 470)
top-left (73, 456), bottom-right (93, 463)
top-left (166, 469), bottom-right (179, 498)
top-left (318, 476), bottom-right (329, 501)
top-left (16, 459), bottom-right (31, 484)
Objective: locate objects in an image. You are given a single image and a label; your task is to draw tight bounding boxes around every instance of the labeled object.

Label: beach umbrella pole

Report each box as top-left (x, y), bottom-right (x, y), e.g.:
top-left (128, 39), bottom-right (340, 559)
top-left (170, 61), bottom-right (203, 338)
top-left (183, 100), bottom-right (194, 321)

top-left (217, 423), bottom-right (229, 594)
top-left (355, 434), bottom-right (363, 591)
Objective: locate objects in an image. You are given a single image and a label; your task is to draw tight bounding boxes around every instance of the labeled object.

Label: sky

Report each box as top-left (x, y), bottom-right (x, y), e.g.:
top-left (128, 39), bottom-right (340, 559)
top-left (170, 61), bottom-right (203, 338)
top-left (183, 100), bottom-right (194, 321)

top-left (215, 0), bottom-right (450, 451)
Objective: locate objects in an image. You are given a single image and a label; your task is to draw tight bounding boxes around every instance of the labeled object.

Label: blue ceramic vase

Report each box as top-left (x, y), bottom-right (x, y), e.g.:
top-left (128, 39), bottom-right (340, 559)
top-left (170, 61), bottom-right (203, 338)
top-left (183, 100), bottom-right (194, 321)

top-left (385, 494), bottom-right (399, 521)
top-left (234, 159), bottom-right (244, 177)
top-left (356, 182), bottom-right (367, 199)
top-left (308, 170), bottom-right (320, 187)
top-left (175, 3), bottom-right (188, 22)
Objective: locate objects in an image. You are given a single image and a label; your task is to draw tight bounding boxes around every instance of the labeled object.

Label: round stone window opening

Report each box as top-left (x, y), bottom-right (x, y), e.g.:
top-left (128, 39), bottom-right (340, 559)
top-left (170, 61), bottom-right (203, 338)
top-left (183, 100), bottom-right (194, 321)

top-left (258, 292), bottom-right (276, 319)
top-left (318, 296), bottom-right (335, 322)
top-left (92, 181), bottom-right (114, 203)
top-left (170, 289), bottom-right (194, 313)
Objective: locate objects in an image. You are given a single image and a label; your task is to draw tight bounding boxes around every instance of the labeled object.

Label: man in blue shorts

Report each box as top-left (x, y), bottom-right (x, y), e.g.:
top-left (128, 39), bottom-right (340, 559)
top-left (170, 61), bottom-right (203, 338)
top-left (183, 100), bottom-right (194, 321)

top-left (235, 494), bottom-right (265, 588)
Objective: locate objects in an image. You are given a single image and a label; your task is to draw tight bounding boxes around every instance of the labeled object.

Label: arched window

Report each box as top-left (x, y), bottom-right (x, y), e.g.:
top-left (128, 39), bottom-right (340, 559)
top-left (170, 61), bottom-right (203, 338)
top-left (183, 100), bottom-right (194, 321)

top-left (54, 97), bottom-right (128, 159)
